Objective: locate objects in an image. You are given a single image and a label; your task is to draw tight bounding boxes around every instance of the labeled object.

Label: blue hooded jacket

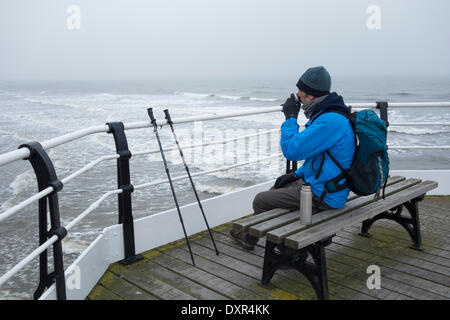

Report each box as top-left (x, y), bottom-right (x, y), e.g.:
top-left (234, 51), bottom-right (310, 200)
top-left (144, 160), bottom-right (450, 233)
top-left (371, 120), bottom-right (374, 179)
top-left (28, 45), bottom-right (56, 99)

top-left (280, 92), bottom-right (355, 208)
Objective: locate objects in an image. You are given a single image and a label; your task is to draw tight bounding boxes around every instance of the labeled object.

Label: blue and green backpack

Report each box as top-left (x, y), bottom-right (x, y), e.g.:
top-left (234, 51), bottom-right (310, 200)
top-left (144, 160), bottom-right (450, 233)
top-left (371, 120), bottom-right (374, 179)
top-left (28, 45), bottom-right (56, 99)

top-left (312, 109), bottom-right (390, 199)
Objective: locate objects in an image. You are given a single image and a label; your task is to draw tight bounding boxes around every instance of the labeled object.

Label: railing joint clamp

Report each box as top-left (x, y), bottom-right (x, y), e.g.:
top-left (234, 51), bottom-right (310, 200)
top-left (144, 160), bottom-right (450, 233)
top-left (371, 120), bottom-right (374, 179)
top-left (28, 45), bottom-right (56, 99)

top-left (49, 227), bottom-right (68, 241)
top-left (118, 150), bottom-right (132, 159)
top-left (49, 179), bottom-right (64, 194)
top-left (121, 184), bottom-right (134, 194)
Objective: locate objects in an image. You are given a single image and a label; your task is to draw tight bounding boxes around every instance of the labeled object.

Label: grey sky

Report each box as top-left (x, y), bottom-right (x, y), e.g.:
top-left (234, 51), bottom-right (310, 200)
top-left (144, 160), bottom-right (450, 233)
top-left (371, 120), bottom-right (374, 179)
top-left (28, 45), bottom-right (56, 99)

top-left (1, 0), bottom-right (449, 80)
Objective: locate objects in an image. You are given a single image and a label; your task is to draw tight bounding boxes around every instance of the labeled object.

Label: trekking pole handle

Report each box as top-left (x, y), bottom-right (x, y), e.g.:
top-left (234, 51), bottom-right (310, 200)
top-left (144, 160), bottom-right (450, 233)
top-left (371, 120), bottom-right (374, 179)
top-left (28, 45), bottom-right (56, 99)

top-left (163, 109), bottom-right (173, 124)
top-left (147, 108), bottom-right (156, 125)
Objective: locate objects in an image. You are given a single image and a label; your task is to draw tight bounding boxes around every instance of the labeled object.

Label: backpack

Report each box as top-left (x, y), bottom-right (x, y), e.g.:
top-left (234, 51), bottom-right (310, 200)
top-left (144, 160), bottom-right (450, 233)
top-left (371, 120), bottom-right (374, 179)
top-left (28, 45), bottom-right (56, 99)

top-left (310, 108), bottom-right (390, 200)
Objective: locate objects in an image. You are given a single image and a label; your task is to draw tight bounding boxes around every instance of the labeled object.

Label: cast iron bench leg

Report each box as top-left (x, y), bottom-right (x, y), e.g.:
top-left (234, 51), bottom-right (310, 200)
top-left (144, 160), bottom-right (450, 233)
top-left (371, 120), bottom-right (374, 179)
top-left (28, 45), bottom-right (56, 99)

top-left (261, 236), bottom-right (333, 300)
top-left (359, 195), bottom-right (424, 251)
top-left (301, 238), bottom-right (331, 300)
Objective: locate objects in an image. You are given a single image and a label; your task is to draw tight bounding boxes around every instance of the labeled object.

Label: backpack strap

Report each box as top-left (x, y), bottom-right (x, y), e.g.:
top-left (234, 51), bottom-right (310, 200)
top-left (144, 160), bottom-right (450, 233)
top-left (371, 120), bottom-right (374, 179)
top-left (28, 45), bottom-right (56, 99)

top-left (315, 153), bottom-right (326, 180)
top-left (309, 109), bottom-right (353, 201)
top-left (382, 173), bottom-right (388, 199)
top-left (314, 150), bottom-right (347, 181)
top-left (315, 150), bottom-right (349, 201)
top-left (319, 172), bottom-right (348, 201)
top-left (311, 108), bottom-right (352, 181)
top-left (309, 108), bottom-right (351, 125)
top-left (326, 150), bottom-right (348, 174)
top-left (318, 152), bottom-right (349, 201)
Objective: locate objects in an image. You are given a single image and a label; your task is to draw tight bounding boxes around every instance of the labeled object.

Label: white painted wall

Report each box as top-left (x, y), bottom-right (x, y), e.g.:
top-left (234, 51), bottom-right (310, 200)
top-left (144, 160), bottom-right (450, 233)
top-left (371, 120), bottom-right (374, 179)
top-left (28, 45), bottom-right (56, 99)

top-left (390, 170), bottom-right (449, 195)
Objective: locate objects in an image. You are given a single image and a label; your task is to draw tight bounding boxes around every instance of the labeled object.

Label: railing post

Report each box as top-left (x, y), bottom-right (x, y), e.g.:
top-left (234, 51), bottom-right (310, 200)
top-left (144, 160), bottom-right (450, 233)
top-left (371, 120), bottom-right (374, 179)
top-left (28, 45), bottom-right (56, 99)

top-left (18, 142), bottom-right (67, 300)
top-left (106, 122), bottom-right (143, 265)
top-left (376, 101), bottom-right (389, 127)
top-left (286, 160), bottom-right (298, 174)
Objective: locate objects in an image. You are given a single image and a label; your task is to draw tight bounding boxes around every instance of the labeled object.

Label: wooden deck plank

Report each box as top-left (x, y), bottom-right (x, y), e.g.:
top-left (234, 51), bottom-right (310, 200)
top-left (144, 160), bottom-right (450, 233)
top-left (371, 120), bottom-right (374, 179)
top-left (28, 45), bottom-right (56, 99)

top-left (384, 219), bottom-right (450, 240)
top-left (326, 255), bottom-right (417, 300)
top-left (418, 196), bottom-right (450, 215)
top-left (89, 196), bottom-right (449, 300)
top-left (191, 236), bottom-right (319, 300)
top-left (329, 238), bottom-right (450, 297)
top-left (193, 234), bottom-right (321, 299)
top-left (96, 270), bottom-right (158, 300)
top-left (419, 212), bottom-right (450, 226)
top-left (343, 225), bottom-right (450, 268)
top-left (87, 273), bottom-right (124, 301)
top-left (333, 230), bottom-right (450, 284)
top-left (216, 226), bottom-right (448, 300)
top-left (325, 243), bottom-right (447, 300)
top-left (324, 257), bottom-right (416, 300)
top-left (109, 261), bottom-right (199, 300)
top-left (224, 228), bottom-right (421, 300)
top-left (125, 258), bottom-right (228, 300)
top-left (87, 285), bottom-right (123, 300)
top-left (358, 223), bottom-right (450, 257)
top-left (212, 230), bottom-right (377, 300)
top-left (339, 225), bottom-right (450, 274)
top-left (204, 231), bottom-right (351, 300)
top-left (152, 251), bottom-right (263, 300)
top-left (163, 243), bottom-right (300, 300)
top-left (400, 213), bottom-right (450, 236)
top-left (416, 204), bottom-right (450, 223)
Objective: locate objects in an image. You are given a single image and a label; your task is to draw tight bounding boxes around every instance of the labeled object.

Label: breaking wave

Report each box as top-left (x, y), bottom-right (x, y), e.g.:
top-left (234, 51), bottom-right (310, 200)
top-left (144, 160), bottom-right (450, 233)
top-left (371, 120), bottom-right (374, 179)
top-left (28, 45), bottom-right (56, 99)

top-left (176, 91), bottom-right (280, 102)
top-left (388, 126), bottom-right (449, 135)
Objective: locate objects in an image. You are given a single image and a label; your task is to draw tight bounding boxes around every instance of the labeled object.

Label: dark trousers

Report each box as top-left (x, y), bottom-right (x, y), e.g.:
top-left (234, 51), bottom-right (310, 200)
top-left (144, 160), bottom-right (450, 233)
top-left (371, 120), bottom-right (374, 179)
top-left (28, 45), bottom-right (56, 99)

top-left (253, 179), bottom-right (333, 215)
top-left (242, 179), bottom-right (333, 245)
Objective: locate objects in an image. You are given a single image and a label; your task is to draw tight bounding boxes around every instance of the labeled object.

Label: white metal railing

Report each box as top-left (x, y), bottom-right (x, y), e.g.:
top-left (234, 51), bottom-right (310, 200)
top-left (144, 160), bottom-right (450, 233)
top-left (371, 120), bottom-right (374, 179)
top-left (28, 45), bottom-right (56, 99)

top-left (390, 146), bottom-right (450, 149)
top-left (0, 110), bottom-right (285, 291)
top-left (0, 152), bottom-right (283, 288)
top-left (1, 101), bottom-right (450, 167)
top-left (2, 121), bottom-right (447, 224)
top-left (0, 100), bottom-right (449, 299)
top-left (0, 129), bottom-right (281, 223)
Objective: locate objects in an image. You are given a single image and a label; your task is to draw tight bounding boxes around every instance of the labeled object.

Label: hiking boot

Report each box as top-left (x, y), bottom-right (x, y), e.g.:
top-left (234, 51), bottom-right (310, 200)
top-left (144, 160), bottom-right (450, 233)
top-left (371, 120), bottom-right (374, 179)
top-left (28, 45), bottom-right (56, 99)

top-left (229, 229), bottom-right (256, 250)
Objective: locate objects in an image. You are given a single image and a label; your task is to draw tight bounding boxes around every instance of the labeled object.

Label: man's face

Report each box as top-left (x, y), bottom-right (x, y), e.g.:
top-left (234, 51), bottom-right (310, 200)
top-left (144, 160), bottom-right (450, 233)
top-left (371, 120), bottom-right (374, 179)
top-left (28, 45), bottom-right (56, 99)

top-left (297, 89), bottom-right (315, 105)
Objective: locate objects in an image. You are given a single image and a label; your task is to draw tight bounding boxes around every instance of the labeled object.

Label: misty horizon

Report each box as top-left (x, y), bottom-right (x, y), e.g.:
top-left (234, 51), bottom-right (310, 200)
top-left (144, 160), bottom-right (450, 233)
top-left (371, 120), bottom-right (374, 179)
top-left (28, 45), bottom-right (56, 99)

top-left (1, 0), bottom-right (450, 81)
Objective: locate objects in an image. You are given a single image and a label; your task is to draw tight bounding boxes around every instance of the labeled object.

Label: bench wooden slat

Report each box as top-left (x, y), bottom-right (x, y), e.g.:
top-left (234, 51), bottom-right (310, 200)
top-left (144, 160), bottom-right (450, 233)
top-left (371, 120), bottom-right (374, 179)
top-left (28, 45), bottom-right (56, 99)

top-left (284, 180), bottom-right (438, 250)
top-left (233, 176), bottom-right (405, 234)
top-left (346, 175), bottom-right (405, 201)
top-left (233, 208), bottom-right (290, 233)
top-left (260, 178), bottom-right (421, 242)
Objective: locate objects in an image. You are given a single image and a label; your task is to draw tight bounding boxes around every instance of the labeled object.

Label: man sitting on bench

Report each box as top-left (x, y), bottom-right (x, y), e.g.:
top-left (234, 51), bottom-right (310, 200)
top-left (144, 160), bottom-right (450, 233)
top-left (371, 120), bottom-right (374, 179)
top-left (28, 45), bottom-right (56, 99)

top-left (230, 66), bottom-right (356, 250)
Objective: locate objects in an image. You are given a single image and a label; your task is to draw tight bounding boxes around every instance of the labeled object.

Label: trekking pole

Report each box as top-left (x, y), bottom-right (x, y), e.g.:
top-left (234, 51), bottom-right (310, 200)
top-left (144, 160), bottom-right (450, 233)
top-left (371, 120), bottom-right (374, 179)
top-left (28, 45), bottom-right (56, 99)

top-left (164, 109), bottom-right (219, 256)
top-left (147, 108), bottom-right (196, 266)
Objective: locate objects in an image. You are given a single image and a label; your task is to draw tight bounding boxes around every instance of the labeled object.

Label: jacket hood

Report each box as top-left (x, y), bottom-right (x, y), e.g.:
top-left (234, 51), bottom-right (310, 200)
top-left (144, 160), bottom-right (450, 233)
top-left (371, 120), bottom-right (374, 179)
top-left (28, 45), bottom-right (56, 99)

top-left (310, 92), bottom-right (349, 119)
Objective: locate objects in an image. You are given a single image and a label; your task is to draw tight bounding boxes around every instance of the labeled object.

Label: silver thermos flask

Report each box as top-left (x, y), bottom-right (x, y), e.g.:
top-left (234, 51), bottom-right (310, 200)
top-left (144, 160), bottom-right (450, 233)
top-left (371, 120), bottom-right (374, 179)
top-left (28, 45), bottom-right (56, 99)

top-left (300, 183), bottom-right (312, 225)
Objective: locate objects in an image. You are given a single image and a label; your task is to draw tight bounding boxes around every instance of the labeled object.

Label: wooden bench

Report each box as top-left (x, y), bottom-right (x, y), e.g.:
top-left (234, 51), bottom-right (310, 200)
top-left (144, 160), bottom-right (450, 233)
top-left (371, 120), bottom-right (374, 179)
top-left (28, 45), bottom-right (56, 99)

top-left (232, 176), bottom-right (438, 300)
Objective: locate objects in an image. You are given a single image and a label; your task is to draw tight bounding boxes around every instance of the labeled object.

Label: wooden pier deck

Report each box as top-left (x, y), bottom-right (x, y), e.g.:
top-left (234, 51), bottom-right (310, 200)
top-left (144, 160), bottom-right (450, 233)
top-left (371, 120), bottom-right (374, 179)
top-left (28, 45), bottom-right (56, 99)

top-left (88, 196), bottom-right (450, 300)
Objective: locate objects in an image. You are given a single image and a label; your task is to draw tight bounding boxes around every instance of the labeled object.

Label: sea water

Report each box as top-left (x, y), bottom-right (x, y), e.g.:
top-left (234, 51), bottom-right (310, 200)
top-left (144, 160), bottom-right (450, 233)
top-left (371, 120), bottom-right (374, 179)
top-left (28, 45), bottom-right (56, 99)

top-left (0, 75), bottom-right (449, 299)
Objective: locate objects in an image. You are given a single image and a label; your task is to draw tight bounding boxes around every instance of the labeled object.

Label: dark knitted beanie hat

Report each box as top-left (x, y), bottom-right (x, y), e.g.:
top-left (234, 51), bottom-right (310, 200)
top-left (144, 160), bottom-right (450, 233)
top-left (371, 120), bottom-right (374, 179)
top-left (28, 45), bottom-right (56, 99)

top-left (296, 66), bottom-right (331, 97)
